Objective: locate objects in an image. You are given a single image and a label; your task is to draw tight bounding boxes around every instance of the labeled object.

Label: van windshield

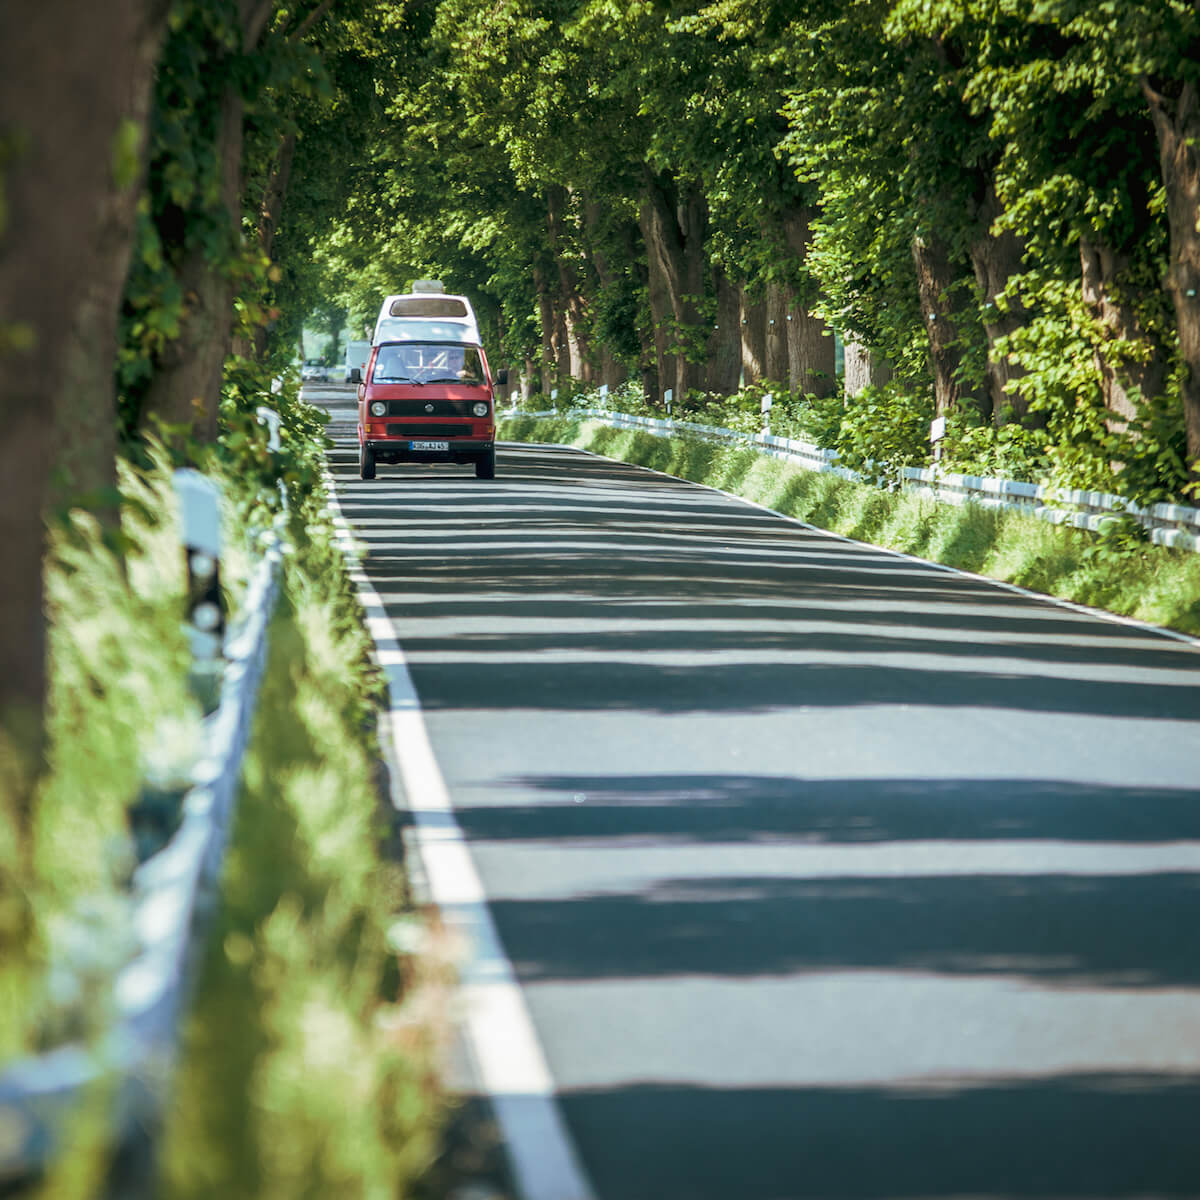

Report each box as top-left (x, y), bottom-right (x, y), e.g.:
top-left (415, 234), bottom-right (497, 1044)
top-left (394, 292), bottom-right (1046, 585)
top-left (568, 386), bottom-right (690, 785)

top-left (372, 342), bottom-right (485, 386)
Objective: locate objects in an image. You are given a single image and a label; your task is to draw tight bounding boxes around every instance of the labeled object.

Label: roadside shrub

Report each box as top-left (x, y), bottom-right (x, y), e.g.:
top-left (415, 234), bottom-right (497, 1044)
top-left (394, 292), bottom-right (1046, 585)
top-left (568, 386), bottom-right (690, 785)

top-left (943, 420), bottom-right (1051, 481)
top-left (831, 381), bottom-right (933, 479)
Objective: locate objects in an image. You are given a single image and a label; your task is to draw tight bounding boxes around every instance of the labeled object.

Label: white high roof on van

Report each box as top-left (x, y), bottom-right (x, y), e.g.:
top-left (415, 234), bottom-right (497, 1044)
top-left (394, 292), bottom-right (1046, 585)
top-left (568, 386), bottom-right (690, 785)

top-left (372, 282), bottom-right (480, 345)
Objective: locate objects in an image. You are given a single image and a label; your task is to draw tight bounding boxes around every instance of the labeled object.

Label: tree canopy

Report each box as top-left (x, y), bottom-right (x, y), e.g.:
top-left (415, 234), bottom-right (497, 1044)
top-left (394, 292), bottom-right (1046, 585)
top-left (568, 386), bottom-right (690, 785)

top-left (4, 0), bottom-right (1200, 807)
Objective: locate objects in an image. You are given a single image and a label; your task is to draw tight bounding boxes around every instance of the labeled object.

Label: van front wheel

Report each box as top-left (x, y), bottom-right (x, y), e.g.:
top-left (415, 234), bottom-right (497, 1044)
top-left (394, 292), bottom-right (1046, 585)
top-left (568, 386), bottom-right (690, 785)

top-left (475, 445), bottom-right (496, 480)
top-left (359, 442), bottom-right (376, 480)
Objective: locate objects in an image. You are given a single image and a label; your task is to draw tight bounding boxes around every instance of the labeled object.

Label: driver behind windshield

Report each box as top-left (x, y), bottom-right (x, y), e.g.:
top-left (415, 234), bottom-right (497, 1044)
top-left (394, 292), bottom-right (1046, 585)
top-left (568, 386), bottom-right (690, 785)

top-left (373, 343), bottom-right (483, 385)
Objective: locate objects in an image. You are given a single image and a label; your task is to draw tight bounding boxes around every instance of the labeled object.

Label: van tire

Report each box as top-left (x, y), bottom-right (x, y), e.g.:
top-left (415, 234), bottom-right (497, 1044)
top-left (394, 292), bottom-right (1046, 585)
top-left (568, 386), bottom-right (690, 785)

top-left (475, 446), bottom-right (496, 480)
top-left (359, 443), bottom-right (376, 480)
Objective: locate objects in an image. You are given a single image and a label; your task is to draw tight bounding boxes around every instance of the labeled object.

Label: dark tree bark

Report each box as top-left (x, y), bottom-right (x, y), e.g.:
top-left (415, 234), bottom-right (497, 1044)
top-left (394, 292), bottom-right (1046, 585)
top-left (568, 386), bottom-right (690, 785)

top-left (580, 203), bottom-right (630, 392)
top-left (249, 131), bottom-right (296, 359)
top-left (778, 209), bottom-right (836, 397)
top-left (784, 293), bottom-right (836, 398)
top-left (765, 283), bottom-right (789, 383)
top-left (138, 0), bottom-right (276, 443)
top-left (1080, 235), bottom-right (1167, 431)
top-left (740, 285), bottom-right (767, 386)
top-left (1144, 75), bottom-right (1200, 481)
top-left (640, 170), bottom-right (710, 400)
top-left (911, 229), bottom-right (987, 420)
top-left (139, 90), bottom-right (243, 442)
top-left (968, 182), bottom-right (1031, 425)
top-left (637, 217), bottom-right (673, 406)
top-left (0, 0), bottom-right (168, 819)
top-left (533, 261), bottom-right (557, 395)
top-left (605, 215), bottom-right (660, 405)
top-left (553, 303), bottom-right (571, 384)
top-left (545, 186), bottom-right (591, 381)
top-left (705, 269), bottom-right (742, 396)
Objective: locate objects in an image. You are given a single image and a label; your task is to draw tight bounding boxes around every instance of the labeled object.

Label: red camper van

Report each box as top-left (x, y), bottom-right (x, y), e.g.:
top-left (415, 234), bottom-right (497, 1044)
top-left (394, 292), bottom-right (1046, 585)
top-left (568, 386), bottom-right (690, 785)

top-left (352, 283), bottom-right (507, 481)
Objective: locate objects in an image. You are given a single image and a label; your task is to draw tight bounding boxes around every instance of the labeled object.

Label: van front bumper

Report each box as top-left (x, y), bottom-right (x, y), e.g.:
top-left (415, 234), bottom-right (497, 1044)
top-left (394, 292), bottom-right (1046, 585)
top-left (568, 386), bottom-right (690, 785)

top-left (366, 437), bottom-right (494, 464)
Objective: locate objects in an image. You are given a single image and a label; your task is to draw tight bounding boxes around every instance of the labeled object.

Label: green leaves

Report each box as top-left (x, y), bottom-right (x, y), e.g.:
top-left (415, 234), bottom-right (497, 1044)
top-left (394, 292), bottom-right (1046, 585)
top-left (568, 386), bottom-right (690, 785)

top-left (110, 119), bottom-right (144, 192)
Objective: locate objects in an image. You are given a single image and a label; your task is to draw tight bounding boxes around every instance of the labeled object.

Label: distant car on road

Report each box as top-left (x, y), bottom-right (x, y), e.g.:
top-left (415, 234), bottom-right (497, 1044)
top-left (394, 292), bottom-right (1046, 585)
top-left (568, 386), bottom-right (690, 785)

top-left (301, 362), bottom-right (329, 383)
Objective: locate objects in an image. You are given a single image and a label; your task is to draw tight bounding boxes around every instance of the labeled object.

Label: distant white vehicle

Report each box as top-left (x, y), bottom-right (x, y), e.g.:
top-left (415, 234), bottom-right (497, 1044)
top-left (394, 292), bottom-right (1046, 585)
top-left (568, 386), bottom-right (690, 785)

top-left (371, 279), bottom-right (481, 346)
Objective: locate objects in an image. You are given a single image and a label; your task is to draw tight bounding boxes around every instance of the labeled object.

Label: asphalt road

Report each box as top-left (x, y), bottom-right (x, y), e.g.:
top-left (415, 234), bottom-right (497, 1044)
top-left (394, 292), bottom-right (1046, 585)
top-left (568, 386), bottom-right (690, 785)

top-left (311, 384), bottom-right (1200, 1199)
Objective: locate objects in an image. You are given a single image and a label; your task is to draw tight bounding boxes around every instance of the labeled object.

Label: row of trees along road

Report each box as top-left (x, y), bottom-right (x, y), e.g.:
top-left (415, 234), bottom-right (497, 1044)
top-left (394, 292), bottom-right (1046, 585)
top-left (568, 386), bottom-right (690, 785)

top-left (3, 1), bottom-right (1200, 815)
top-left (322, 0), bottom-right (1200, 492)
top-left (0, 0), bottom-right (386, 827)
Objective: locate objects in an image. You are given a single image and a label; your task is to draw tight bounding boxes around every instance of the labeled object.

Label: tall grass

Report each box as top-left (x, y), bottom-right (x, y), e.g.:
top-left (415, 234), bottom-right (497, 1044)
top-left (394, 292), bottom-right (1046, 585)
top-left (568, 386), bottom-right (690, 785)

top-left (157, 517), bottom-right (449, 1199)
top-left (501, 414), bottom-right (1200, 636)
top-left (3, 434), bottom-right (449, 1197)
top-left (0, 454), bottom-right (203, 1067)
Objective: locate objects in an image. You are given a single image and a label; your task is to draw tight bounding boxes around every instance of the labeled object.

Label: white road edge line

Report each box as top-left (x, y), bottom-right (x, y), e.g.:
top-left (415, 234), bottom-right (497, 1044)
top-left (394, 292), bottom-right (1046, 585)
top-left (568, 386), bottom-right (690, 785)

top-left (322, 466), bottom-right (597, 1200)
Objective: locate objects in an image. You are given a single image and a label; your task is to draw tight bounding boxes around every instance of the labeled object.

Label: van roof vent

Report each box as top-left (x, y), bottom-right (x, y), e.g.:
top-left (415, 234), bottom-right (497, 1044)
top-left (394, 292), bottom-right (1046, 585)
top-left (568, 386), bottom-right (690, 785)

top-left (410, 279), bottom-right (445, 293)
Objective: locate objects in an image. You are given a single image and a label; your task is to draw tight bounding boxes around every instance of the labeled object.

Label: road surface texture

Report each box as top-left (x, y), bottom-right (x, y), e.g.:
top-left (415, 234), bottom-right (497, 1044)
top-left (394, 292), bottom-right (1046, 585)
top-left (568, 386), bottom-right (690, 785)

top-left (312, 385), bottom-right (1200, 1200)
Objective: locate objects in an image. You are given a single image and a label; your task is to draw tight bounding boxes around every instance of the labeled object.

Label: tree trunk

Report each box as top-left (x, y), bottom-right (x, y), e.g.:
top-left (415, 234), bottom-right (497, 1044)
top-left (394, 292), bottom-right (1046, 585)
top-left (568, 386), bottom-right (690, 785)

top-left (545, 186), bottom-right (590, 381)
top-left (765, 283), bottom-right (789, 383)
top-left (533, 262), bottom-right (556, 396)
top-left (0, 0), bottom-right (168, 819)
top-left (580, 204), bottom-right (630, 392)
top-left (138, 0), bottom-right (273, 442)
top-left (968, 181), bottom-right (1030, 425)
top-left (553, 304), bottom-right (571, 385)
top-left (740, 286), bottom-right (767, 386)
top-left (705, 269), bottom-right (742, 396)
top-left (638, 214), bottom-right (673, 405)
top-left (844, 340), bottom-right (893, 398)
top-left (139, 85), bottom-right (244, 443)
top-left (911, 229), bottom-right (986, 420)
top-left (610, 215), bottom-right (660, 406)
top-left (250, 131), bottom-right (296, 359)
top-left (1079, 235), bottom-right (1167, 431)
top-left (640, 170), bottom-right (709, 399)
top-left (777, 207), bottom-right (836, 396)
top-left (1144, 76), bottom-right (1200, 482)
top-left (784, 292), bottom-right (836, 397)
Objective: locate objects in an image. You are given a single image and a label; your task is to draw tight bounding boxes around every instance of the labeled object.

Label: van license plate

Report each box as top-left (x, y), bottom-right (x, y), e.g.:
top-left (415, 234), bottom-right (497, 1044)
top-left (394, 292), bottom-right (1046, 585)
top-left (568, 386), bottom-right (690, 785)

top-left (410, 440), bottom-right (449, 451)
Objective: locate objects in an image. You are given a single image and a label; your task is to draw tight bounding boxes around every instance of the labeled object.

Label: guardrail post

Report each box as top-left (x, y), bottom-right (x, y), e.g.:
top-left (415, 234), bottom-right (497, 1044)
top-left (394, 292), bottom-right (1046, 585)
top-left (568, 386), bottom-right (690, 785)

top-left (761, 392), bottom-right (773, 435)
top-left (174, 470), bottom-right (224, 711)
top-left (256, 405), bottom-right (282, 452)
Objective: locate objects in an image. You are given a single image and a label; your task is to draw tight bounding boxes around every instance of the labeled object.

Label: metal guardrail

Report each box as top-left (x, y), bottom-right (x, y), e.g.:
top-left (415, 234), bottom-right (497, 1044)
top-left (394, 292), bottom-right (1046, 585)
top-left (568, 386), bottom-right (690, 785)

top-left (898, 464), bottom-right (1200, 552)
top-left (509, 405), bottom-right (1200, 554)
top-left (0, 410), bottom-right (287, 1188)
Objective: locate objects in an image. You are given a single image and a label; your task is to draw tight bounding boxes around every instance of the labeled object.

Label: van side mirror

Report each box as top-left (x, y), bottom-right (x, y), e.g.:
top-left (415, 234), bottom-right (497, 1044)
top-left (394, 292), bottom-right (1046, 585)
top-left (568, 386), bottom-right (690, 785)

top-left (349, 368), bottom-right (361, 384)
top-left (495, 368), bottom-right (509, 387)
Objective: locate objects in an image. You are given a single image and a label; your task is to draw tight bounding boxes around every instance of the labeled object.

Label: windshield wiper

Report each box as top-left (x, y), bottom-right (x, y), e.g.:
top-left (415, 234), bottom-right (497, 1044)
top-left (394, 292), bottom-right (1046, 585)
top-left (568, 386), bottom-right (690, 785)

top-left (376, 374), bottom-right (423, 385)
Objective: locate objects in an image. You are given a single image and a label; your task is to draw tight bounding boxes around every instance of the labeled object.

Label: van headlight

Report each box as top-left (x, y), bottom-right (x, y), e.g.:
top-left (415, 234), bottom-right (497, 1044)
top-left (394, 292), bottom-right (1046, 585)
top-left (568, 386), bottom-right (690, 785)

top-left (370, 401), bottom-right (386, 417)
top-left (472, 402), bottom-right (489, 417)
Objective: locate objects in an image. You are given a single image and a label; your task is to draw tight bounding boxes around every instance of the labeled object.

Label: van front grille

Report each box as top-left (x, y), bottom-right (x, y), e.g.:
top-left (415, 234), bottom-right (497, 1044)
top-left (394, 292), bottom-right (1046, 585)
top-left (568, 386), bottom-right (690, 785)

top-left (383, 399), bottom-right (479, 416)
top-left (386, 423), bottom-right (472, 438)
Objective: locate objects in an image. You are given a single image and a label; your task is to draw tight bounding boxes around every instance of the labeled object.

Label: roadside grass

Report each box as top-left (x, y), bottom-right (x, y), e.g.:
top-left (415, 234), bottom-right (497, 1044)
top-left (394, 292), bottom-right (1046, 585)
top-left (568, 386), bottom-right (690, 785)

top-left (2, 439), bottom-right (448, 1197)
top-left (502, 414), bottom-right (1200, 637)
top-left (0, 455), bottom-right (201, 1070)
top-left (157, 501), bottom-right (450, 1198)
